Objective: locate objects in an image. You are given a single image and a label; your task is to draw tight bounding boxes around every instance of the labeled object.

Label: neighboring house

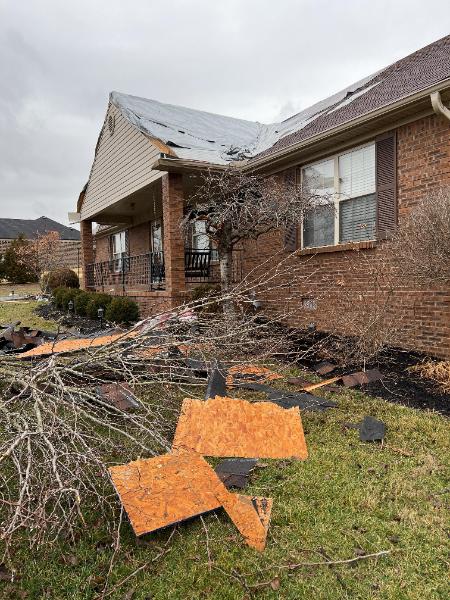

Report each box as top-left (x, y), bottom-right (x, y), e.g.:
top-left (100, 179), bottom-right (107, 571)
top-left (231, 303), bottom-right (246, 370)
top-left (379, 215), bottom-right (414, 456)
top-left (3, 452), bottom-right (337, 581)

top-left (0, 216), bottom-right (81, 272)
top-left (75, 35), bottom-right (450, 358)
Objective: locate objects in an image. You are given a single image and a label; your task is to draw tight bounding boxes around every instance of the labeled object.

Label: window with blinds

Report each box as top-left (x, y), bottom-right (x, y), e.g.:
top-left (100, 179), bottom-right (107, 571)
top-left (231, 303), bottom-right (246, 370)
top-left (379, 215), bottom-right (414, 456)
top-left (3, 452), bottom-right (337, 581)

top-left (301, 142), bottom-right (376, 248)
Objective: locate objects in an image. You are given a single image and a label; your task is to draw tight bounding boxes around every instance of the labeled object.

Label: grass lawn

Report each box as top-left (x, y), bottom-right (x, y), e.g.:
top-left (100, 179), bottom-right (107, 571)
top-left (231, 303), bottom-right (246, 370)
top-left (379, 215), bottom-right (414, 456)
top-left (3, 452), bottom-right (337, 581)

top-left (0, 300), bottom-right (59, 331)
top-left (0, 282), bottom-right (41, 296)
top-left (0, 303), bottom-right (448, 599)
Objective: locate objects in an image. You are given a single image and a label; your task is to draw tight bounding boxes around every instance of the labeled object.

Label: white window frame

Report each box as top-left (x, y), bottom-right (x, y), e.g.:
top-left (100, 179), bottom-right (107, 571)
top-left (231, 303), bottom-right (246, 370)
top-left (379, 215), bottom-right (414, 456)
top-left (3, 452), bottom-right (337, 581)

top-left (111, 230), bottom-right (127, 272)
top-left (300, 141), bottom-right (376, 249)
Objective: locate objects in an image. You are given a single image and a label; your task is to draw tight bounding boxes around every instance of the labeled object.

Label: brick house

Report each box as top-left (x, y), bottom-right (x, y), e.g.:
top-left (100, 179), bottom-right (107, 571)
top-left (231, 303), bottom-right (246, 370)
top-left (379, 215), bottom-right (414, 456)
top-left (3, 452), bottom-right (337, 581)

top-left (0, 216), bottom-right (81, 273)
top-left (74, 35), bottom-right (450, 358)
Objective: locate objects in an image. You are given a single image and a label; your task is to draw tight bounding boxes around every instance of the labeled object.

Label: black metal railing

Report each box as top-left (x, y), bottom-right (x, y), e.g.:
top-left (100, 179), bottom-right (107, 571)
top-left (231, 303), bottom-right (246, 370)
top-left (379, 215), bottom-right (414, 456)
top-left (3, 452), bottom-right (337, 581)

top-left (85, 252), bottom-right (165, 292)
top-left (85, 248), bottom-right (242, 291)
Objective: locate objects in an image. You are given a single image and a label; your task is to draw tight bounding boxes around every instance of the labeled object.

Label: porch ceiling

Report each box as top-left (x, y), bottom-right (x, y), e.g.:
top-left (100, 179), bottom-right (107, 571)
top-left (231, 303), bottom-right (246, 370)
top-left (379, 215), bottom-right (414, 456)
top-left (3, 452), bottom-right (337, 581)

top-left (92, 180), bottom-right (163, 225)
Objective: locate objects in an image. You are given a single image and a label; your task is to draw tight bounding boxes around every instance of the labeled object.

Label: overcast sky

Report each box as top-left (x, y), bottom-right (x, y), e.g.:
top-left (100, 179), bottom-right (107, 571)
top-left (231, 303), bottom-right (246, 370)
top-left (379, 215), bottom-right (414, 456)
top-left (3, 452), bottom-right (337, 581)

top-left (1, 0), bottom-right (449, 225)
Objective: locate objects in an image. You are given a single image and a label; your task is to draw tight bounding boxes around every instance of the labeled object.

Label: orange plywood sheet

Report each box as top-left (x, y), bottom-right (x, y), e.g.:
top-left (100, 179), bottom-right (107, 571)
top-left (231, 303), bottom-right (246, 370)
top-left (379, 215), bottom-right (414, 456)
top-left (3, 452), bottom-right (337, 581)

top-left (109, 451), bottom-right (272, 551)
top-left (172, 396), bottom-right (308, 460)
top-left (109, 452), bottom-right (223, 536)
top-left (222, 494), bottom-right (272, 551)
top-left (19, 330), bottom-right (138, 358)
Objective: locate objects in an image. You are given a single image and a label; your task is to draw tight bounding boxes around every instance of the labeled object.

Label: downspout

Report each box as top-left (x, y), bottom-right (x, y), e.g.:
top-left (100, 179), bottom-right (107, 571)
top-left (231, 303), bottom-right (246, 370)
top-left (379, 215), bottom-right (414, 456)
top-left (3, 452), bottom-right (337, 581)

top-left (430, 91), bottom-right (450, 121)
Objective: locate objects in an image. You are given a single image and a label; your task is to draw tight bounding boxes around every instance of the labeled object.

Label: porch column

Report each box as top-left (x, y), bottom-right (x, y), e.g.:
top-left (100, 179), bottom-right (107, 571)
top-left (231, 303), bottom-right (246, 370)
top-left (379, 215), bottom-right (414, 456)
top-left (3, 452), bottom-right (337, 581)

top-left (80, 219), bottom-right (94, 290)
top-left (162, 173), bottom-right (186, 304)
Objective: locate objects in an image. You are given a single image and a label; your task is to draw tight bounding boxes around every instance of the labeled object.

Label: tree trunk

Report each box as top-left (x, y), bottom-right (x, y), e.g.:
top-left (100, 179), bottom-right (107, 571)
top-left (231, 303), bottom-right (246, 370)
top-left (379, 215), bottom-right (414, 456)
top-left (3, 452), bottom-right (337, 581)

top-left (218, 246), bottom-right (235, 317)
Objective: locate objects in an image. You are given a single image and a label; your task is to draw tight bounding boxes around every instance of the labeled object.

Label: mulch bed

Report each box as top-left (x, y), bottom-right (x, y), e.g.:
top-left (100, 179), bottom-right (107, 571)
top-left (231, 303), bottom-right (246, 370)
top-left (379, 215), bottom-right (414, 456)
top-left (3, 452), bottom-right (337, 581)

top-left (291, 330), bottom-right (449, 416)
top-left (34, 302), bottom-right (109, 335)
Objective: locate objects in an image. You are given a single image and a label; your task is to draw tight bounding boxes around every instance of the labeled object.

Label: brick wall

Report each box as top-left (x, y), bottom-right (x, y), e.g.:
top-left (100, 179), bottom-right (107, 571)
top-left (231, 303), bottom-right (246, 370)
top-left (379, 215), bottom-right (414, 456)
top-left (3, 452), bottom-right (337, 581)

top-left (241, 113), bottom-right (450, 359)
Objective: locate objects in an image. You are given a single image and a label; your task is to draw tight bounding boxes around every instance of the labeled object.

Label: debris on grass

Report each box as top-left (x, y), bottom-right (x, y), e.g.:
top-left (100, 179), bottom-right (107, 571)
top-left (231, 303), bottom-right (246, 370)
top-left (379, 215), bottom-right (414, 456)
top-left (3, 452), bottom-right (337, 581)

top-left (19, 329), bottom-right (138, 358)
top-left (215, 458), bottom-right (258, 489)
top-left (301, 376), bottom-right (342, 392)
top-left (172, 396), bottom-right (308, 459)
top-left (205, 362), bottom-right (227, 399)
top-left (96, 382), bottom-right (141, 412)
top-left (108, 451), bottom-right (272, 551)
top-left (266, 389), bottom-right (337, 412)
top-left (359, 416), bottom-right (386, 442)
top-left (226, 364), bottom-right (283, 387)
top-left (342, 368), bottom-right (383, 387)
top-left (314, 361), bottom-right (336, 375)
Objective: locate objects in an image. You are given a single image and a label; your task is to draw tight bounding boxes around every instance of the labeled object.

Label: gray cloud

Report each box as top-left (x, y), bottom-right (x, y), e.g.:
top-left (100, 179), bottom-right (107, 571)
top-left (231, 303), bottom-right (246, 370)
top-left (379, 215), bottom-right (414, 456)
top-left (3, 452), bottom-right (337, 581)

top-left (1, 0), bottom-right (449, 224)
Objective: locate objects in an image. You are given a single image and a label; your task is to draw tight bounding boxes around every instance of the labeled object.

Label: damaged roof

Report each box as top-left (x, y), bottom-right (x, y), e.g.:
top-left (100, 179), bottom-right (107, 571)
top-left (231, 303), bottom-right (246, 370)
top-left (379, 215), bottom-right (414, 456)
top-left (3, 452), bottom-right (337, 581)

top-left (110, 35), bottom-right (450, 166)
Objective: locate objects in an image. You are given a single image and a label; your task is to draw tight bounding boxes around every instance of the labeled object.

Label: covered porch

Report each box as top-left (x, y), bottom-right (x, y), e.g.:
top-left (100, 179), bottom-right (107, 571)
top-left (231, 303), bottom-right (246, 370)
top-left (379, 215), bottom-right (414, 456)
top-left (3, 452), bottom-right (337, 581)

top-left (79, 173), bottom-right (242, 313)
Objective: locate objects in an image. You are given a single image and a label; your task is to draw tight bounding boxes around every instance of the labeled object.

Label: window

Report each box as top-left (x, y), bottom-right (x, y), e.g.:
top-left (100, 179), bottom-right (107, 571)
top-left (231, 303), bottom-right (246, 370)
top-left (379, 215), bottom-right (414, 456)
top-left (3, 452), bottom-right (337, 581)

top-left (191, 220), bottom-right (210, 251)
top-left (301, 143), bottom-right (376, 248)
top-left (111, 231), bottom-right (127, 271)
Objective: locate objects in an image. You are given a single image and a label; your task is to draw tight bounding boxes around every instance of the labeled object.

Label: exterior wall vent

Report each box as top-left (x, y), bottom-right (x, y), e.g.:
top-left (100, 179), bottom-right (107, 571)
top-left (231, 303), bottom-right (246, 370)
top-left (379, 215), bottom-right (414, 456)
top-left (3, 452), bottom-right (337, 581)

top-left (108, 115), bottom-right (116, 136)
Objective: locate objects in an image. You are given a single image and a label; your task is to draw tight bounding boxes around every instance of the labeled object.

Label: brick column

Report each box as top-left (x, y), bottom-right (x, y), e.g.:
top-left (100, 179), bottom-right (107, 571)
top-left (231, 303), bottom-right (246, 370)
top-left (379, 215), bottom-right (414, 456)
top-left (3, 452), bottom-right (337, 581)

top-left (162, 173), bottom-right (186, 305)
top-left (80, 219), bottom-right (94, 290)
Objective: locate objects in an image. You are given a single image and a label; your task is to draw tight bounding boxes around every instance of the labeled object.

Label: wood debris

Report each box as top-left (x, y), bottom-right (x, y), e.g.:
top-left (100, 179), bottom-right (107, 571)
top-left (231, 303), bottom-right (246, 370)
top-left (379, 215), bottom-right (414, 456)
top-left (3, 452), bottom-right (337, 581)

top-left (19, 330), bottom-right (138, 358)
top-left (172, 396), bottom-right (308, 459)
top-left (226, 364), bottom-right (282, 387)
top-left (109, 451), bottom-right (272, 551)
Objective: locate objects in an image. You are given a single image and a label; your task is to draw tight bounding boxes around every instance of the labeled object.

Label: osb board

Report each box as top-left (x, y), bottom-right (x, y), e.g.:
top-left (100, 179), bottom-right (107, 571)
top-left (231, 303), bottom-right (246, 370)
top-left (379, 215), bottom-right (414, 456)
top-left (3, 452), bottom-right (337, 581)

top-left (19, 330), bottom-right (138, 358)
top-left (109, 451), bottom-right (272, 551)
top-left (172, 396), bottom-right (308, 460)
top-left (222, 494), bottom-right (272, 551)
top-left (109, 453), bottom-right (223, 536)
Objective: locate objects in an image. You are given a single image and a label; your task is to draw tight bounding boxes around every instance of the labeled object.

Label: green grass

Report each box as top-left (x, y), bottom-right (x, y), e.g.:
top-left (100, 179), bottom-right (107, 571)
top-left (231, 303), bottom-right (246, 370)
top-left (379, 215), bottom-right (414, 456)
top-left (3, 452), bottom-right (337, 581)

top-left (0, 305), bottom-right (448, 599)
top-left (0, 300), bottom-right (59, 331)
top-left (2, 382), bottom-right (448, 599)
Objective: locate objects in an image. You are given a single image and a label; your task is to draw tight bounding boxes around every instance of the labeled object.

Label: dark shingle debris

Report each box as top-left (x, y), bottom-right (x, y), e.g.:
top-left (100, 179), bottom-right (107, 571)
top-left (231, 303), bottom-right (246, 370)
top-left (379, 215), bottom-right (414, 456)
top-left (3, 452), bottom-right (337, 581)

top-left (96, 382), bottom-right (141, 412)
top-left (342, 369), bottom-right (383, 387)
top-left (205, 362), bottom-right (227, 399)
top-left (359, 416), bottom-right (386, 442)
top-left (314, 361), bottom-right (337, 375)
top-left (215, 458), bottom-right (258, 489)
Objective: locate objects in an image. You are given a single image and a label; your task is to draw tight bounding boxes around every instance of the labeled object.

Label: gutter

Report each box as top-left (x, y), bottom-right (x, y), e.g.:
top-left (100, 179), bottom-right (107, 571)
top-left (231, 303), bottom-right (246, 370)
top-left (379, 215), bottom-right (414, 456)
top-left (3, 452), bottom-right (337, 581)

top-left (430, 90), bottom-right (450, 121)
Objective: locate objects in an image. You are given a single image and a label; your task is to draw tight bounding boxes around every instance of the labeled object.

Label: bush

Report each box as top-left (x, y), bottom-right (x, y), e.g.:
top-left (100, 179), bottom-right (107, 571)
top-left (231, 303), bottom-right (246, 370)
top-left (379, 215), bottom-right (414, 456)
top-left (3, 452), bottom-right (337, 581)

top-left (86, 293), bottom-right (113, 320)
top-left (105, 297), bottom-right (139, 324)
top-left (59, 287), bottom-right (82, 310)
top-left (52, 287), bottom-right (67, 309)
top-left (191, 283), bottom-right (221, 313)
top-left (74, 290), bottom-right (94, 317)
top-left (43, 268), bottom-right (79, 292)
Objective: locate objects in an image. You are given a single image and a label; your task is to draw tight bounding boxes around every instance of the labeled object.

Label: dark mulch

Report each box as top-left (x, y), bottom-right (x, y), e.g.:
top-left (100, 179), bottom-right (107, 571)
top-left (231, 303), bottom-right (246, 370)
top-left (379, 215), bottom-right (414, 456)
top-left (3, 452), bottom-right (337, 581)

top-left (290, 330), bottom-right (449, 416)
top-left (34, 302), bottom-right (110, 335)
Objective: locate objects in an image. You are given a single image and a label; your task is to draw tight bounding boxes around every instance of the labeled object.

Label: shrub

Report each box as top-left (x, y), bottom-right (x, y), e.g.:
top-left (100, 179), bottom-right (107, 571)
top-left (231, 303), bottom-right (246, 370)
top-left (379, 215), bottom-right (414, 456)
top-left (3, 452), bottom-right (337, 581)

top-left (43, 268), bottom-right (79, 292)
top-left (86, 293), bottom-right (113, 320)
top-left (191, 283), bottom-right (221, 313)
top-left (105, 297), bottom-right (139, 324)
top-left (52, 287), bottom-right (67, 309)
top-left (74, 290), bottom-right (93, 317)
top-left (59, 287), bottom-right (82, 310)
